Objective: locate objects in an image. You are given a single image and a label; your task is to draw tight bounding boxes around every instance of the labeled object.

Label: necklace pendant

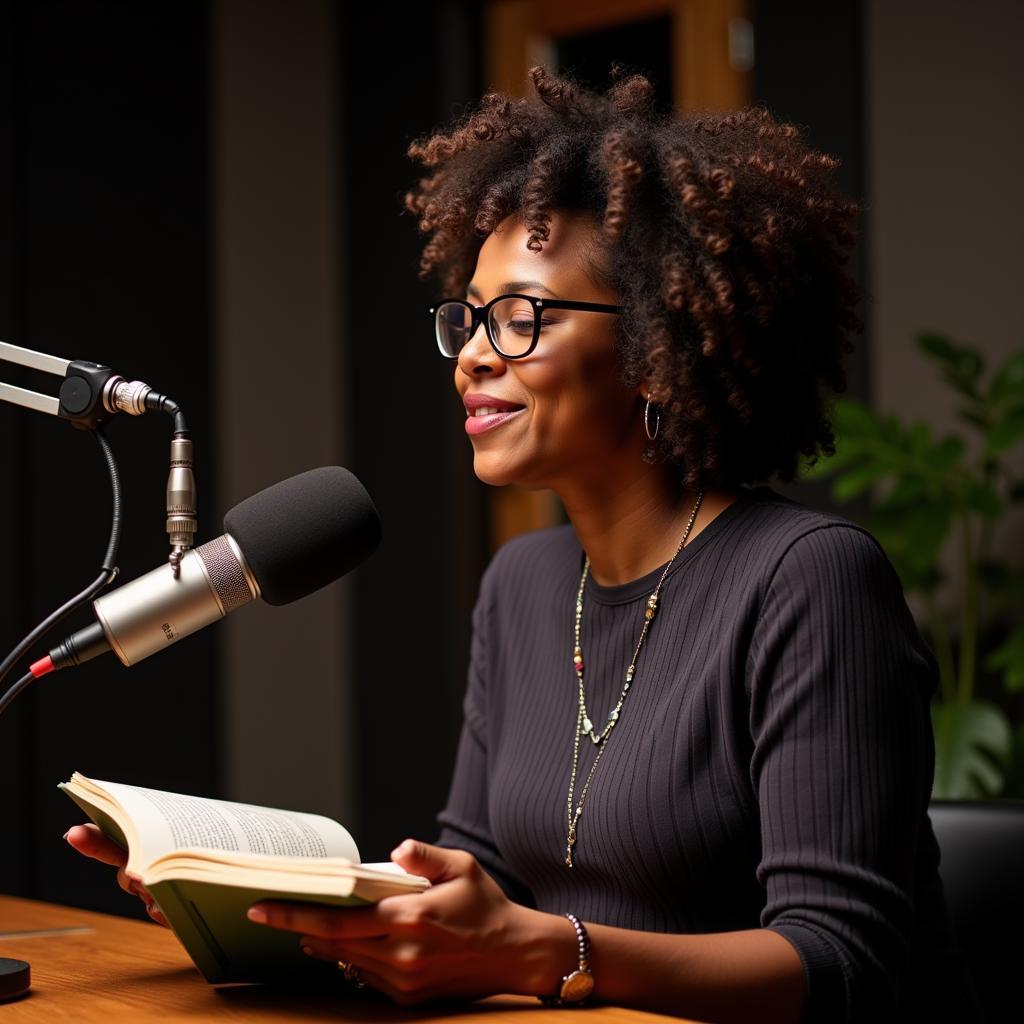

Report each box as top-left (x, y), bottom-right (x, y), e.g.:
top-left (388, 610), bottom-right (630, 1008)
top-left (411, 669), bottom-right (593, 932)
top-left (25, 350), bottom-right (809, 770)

top-left (564, 493), bottom-right (702, 872)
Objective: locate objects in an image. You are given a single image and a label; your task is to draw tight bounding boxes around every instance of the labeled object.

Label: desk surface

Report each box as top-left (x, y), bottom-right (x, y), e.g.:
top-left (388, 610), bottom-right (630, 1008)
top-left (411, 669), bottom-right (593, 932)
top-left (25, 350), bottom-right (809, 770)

top-left (0, 895), bottom-right (692, 1022)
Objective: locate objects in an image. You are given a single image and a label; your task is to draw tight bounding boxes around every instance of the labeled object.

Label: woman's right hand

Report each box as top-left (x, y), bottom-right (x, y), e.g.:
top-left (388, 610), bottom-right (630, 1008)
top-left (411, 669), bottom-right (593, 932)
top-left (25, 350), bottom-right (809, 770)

top-left (65, 823), bottom-right (169, 927)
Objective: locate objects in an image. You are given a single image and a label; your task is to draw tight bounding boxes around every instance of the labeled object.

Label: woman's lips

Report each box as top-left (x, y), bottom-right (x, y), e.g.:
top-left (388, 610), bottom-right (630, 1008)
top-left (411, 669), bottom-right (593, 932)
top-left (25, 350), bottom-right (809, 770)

top-left (464, 407), bottom-right (527, 436)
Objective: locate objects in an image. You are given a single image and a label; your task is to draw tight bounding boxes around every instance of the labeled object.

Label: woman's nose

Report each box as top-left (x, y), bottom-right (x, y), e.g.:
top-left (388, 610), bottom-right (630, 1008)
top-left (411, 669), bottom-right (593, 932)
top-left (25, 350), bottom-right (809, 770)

top-left (457, 324), bottom-right (506, 377)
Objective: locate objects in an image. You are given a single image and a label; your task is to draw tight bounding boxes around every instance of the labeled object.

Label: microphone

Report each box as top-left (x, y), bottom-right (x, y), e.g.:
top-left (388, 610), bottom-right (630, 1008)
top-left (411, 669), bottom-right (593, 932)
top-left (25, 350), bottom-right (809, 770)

top-left (43, 467), bottom-right (380, 670)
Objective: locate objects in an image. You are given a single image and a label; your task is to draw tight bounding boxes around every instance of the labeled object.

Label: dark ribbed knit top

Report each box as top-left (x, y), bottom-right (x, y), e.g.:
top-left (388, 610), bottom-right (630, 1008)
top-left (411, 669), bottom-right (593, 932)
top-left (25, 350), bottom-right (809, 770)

top-left (434, 484), bottom-right (983, 1022)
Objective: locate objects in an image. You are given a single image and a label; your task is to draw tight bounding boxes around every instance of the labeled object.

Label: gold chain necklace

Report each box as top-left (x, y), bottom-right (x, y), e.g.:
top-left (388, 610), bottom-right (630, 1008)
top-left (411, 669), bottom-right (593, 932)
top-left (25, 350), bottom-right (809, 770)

top-left (564, 490), bottom-right (704, 868)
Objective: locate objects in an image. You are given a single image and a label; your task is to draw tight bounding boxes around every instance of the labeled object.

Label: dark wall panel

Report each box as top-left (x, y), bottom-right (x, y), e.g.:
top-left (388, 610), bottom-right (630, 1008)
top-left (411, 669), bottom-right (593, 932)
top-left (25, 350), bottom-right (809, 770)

top-left (753, 0), bottom-right (870, 515)
top-left (0, 0), bottom-right (33, 898)
top-left (341, 0), bottom-right (489, 861)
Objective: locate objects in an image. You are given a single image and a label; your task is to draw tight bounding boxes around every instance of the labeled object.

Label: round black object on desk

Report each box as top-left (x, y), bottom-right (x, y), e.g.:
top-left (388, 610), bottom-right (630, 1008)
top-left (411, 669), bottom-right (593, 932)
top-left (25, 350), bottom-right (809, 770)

top-left (0, 958), bottom-right (30, 1001)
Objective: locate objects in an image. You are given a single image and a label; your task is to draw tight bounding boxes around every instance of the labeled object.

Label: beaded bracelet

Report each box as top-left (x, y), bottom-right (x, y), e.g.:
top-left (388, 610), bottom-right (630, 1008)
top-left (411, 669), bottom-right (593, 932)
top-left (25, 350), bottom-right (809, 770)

top-left (538, 912), bottom-right (594, 1007)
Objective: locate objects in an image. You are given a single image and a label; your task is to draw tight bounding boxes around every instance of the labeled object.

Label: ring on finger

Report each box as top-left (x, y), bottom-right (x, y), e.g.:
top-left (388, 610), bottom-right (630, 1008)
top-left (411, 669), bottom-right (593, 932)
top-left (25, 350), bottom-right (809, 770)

top-left (337, 960), bottom-right (367, 989)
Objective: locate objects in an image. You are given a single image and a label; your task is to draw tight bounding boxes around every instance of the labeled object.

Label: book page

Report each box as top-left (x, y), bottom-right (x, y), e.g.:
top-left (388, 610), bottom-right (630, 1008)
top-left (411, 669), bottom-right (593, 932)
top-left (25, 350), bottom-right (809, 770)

top-left (361, 861), bottom-right (416, 875)
top-left (89, 778), bottom-right (360, 868)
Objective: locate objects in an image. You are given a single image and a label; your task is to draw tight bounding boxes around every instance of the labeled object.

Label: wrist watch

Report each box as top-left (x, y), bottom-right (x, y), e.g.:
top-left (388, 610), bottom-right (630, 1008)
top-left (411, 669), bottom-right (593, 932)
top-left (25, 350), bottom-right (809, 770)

top-left (539, 913), bottom-right (594, 1007)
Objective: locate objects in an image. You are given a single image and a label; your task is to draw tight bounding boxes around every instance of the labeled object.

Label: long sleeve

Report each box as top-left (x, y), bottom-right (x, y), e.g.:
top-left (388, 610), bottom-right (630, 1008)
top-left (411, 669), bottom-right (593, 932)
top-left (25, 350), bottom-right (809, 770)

top-left (433, 559), bottom-right (536, 908)
top-left (746, 524), bottom-right (939, 1022)
top-left (422, 498), bottom-right (977, 1016)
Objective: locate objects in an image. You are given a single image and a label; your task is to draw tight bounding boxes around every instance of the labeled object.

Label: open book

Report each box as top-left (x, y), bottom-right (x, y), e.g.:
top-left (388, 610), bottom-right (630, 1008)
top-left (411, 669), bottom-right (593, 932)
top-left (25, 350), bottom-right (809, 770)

top-left (59, 772), bottom-right (429, 984)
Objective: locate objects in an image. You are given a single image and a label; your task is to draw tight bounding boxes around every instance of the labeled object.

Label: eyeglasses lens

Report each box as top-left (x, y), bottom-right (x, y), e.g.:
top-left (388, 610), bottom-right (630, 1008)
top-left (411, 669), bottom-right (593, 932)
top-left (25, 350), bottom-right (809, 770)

top-left (436, 302), bottom-right (473, 357)
top-left (487, 297), bottom-right (537, 357)
top-left (435, 297), bottom-right (538, 358)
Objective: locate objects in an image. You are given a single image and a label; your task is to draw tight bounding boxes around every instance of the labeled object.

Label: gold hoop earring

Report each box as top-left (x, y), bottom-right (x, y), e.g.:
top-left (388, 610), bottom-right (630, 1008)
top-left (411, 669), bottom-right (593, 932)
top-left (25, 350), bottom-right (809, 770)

top-left (644, 393), bottom-right (660, 440)
top-left (642, 391), bottom-right (660, 463)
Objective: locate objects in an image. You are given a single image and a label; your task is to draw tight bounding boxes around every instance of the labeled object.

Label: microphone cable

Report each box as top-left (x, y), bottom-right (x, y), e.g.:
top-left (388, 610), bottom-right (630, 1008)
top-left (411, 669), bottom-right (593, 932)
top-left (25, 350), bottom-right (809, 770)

top-left (0, 425), bottom-right (123, 717)
top-left (0, 670), bottom-right (35, 718)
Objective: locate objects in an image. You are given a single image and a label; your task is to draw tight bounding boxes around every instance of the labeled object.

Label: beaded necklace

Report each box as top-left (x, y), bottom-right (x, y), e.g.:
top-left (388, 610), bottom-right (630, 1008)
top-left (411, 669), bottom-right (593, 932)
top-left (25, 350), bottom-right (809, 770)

top-left (564, 490), bottom-right (704, 867)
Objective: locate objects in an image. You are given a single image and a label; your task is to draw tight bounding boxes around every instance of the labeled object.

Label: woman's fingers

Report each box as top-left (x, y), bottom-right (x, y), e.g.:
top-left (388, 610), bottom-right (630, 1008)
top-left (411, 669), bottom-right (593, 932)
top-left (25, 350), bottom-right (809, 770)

top-left (115, 866), bottom-right (149, 898)
top-left (300, 944), bottom-right (398, 1004)
top-left (300, 937), bottom-right (442, 1006)
top-left (248, 901), bottom-right (389, 940)
top-left (302, 936), bottom-right (393, 962)
top-left (65, 824), bottom-right (127, 867)
top-left (143, 900), bottom-right (170, 928)
top-left (120, 869), bottom-right (170, 928)
top-left (66, 825), bottom-right (137, 898)
top-left (115, 866), bottom-right (134, 895)
top-left (65, 823), bottom-right (168, 927)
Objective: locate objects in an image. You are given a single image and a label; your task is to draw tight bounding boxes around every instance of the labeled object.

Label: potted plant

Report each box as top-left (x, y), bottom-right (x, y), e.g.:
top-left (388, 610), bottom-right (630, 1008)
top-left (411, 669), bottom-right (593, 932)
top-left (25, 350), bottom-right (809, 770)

top-left (798, 333), bottom-right (1024, 798)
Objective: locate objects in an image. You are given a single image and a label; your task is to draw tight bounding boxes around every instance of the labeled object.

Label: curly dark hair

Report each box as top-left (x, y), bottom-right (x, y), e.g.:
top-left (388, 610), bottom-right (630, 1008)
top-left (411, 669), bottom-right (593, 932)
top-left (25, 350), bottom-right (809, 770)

top-left (403, 65), bottom-right (862, 489)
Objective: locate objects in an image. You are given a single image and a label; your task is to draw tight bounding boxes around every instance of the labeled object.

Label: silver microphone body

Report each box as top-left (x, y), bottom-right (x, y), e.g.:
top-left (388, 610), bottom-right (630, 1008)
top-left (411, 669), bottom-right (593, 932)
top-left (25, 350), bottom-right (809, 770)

top-left (93, 534), bottom-right (260, 666)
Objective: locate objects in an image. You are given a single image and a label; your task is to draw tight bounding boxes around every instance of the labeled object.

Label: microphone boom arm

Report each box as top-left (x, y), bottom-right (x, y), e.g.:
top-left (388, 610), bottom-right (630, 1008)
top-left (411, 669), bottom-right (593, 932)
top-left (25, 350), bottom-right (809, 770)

top-left (0, 338), bottom-right (145, 430)
top-left (0, 340), bottom-right (71, 418)
top-left (1, 339), bottom-right (198, 573)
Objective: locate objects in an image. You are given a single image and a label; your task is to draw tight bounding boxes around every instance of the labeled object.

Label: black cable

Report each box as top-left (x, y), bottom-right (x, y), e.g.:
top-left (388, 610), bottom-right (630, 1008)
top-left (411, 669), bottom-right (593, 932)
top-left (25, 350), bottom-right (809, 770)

top-left (94, 426), bottom-right (123, 573)
top-left (143, 391), bottom-right (187, 435)
top-left (0, 426), bottom-right (123, 711)
top-left (0, 670), bottom-right (34, 718)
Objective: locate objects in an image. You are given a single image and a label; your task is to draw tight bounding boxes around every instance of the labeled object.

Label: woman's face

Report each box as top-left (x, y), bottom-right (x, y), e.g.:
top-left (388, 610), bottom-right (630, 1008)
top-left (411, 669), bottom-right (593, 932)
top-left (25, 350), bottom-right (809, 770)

top-left (453, 210), bottom-right (644, 490)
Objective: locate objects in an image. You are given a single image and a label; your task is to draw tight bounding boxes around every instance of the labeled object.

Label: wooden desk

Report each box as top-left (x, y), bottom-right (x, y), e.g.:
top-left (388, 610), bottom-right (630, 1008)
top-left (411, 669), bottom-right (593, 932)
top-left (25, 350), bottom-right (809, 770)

top-left (0, 895), bottom-right (692, 1022)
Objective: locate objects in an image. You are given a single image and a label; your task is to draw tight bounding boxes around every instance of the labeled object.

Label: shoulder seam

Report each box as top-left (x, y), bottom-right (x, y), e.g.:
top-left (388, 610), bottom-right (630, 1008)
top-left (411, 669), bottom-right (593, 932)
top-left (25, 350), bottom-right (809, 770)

top-left (752, 521), bottom-right (886, 636)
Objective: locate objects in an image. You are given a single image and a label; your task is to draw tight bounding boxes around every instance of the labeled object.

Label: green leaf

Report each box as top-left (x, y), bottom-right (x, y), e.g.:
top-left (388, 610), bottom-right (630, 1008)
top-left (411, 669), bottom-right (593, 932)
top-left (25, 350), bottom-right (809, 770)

top-left (917, 331), bottom-right (967, 365)
top-left (931, 436), bottom-right (965, 475)
top-left (916, 331), bottom-right (985, 399)
top-left (961, 479), bottom-right (1003, 519)
top-left (989, 350), bottom-right (1024, 405)
top-left (797, 457), bottom-right (829, 481)
top-left (879, 413), bottom-right (905, 447)
top-left (985, 402), bottom-right (1024, 455)
top-left (956, 407), bottom-right (990, 431)
top-left (881, 476), bottom-right (930, 507)
top-left (832, 460), bottom-right (891, 502)
top-left (1000, 723), bottom-right (1024, 798)
top-left (798, 444), bottom-right (862, 480)
top-left (831, 398), bottom-right (883, 442)
top-left (931, 699), bottom-right (1012, 798)
top-left (984, 626), bottom-right (1024, 693)
top-left (862, 499), bottom-right (952, 590)
top-left (908, 421), bottom-right (932, 460)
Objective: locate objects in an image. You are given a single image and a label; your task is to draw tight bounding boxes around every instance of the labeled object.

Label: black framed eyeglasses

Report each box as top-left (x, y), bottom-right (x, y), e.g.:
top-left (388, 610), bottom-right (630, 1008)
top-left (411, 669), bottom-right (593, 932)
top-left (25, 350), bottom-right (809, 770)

top-left (430, 293), bottom-right (623, 360)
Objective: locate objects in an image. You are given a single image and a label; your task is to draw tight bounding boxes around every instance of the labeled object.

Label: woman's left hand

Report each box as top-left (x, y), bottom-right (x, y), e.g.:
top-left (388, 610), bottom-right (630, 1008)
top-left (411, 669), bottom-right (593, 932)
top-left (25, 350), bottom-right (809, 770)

top-left (246, 840), bottom-right (554, 1006)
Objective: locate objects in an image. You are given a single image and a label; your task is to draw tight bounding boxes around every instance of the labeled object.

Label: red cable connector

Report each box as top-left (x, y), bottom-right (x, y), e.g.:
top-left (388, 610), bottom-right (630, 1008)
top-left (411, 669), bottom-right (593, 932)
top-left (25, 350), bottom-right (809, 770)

top-left (29, 655), bottom-right (54, 678)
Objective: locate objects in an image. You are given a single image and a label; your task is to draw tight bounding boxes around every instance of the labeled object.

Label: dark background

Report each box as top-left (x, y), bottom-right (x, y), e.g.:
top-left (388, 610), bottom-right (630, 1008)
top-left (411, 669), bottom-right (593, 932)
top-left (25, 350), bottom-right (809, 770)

top-left (0, 0), bottom-right (865, 918)
top-left (0, 0), bottom-right (217, 912)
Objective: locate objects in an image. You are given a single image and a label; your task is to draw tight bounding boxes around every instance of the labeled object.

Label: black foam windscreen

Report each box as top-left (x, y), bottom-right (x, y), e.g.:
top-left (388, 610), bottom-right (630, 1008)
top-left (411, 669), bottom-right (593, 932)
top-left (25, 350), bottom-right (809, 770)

top-left (223, 466), bottom-right (381, 606)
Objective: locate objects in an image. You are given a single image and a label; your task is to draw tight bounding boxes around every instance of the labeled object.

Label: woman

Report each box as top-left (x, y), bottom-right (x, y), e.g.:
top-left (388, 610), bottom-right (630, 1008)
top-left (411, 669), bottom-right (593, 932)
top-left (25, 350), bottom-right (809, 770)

top-left (68, 67), bottom-right (982, 1022)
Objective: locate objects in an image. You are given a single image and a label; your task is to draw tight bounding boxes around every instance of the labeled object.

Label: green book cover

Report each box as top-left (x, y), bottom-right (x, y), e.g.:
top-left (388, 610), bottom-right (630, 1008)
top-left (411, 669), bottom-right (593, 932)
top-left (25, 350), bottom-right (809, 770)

top-left (147, 877), bottom-right (370, 983)
top-left (58, 777), bottom-right (425, 985)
